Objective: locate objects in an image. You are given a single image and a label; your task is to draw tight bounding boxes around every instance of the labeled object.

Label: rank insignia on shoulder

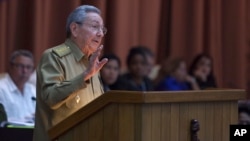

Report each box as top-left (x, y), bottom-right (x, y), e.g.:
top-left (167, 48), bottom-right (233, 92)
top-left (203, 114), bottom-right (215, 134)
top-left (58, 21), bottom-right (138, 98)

top-left (52, 46), bottom-right (71, 57)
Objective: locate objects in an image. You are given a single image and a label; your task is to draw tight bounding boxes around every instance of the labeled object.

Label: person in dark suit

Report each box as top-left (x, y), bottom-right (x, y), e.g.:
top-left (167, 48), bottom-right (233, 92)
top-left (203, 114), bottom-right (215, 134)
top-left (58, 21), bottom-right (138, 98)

top-left (120, 47), bottom-right (154, 91)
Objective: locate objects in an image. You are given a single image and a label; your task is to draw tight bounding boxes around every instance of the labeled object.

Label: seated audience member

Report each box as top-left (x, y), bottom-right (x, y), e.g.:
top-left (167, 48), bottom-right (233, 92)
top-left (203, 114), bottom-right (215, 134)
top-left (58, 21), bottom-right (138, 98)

top-left (120, 47), bottom-right (154, 91)
top-left (154, 58), bottom-right (199, 91)
top-left (189, 53), bottom-right (217, 89)
top-left (238, 102), bottom-right (250, 125)
top-left (0, 50), bottom-right (36, 124)
top-left (100, 53), bottom-right (123, 92)
top-left (136, 46), bottom-right (156, 79)
top-left (0, 73), bottom-right (7, 79)
top-left (28, 70), bottom-right (36, 86)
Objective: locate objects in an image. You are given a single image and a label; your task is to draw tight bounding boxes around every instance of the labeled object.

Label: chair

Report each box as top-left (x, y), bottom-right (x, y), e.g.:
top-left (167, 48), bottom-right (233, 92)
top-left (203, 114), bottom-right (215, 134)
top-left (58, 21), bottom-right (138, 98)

top-left (0, 103), bottom-right (7, 126)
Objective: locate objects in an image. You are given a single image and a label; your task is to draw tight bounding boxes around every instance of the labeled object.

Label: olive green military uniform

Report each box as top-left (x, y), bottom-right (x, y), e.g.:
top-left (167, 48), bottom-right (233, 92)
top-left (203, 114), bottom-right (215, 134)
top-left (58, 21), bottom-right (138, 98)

top-left (33, 39), bottom-right (104, 141)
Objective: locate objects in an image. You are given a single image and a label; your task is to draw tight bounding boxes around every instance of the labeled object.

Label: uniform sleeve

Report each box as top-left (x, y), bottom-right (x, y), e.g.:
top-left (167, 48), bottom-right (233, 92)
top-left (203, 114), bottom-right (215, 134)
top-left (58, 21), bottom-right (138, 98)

top-left (37, 50), bottom-right (88, 110)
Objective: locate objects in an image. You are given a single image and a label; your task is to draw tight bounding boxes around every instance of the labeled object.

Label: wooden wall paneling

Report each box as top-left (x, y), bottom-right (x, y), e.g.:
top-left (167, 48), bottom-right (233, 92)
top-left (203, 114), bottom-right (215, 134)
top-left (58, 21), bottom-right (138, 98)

top-left (205, 102), bottom-right (214, 141)
top-left (58, 128), bottom-right (73, 141)
top-left (195, 102), bottom-right (206, 140)
top-left (103, 104), bottom-right (119, 141)
top-left (170, 103), bottom-right (180, 141)
top-left (213, 102), bottom-right (223, 141)
top-left (188, 102), bottom-right (199, 141)
top-left (49, 90), bottom-right (245, 141)
top-left (230, 101), bottom-right (238, 124)
top-left (141, 104), bottom-right (152, 141)
top-left (161, 103), bottom-right (171, 141)
top-left (221, 101), bottom-right (231, 141)
top-left (134, 104), bottom-right (142, 141)
top-left (118, 103), bottom-right (135, 141)
top-left (151, 104), bottom-right (162, 141)
top-left (73, 120), bottom-right (89, 141)
top-left (88, 109), bottom-right (104, 141)
top-left (179, 103), bottom-right (189, 141)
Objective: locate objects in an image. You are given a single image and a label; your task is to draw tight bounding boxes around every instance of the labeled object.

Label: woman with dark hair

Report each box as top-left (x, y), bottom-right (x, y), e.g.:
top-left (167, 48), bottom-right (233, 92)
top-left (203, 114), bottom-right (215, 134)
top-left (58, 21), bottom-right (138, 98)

top-left (119, 47), bottom-right (154, 91)
top-left (100, 53), bottom-right (122, 92)
top-left (189, 53), bottom-right (217, 89)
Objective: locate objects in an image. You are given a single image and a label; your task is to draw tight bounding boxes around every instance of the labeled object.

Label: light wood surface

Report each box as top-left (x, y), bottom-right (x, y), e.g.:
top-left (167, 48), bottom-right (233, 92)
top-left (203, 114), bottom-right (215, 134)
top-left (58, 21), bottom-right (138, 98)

top-left (48, 89), bottom-right (246, 141)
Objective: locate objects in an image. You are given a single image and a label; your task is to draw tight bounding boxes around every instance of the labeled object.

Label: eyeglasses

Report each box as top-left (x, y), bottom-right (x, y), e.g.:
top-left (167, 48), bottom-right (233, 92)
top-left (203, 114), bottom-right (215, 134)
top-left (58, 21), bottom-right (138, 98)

top-left (11, 63), bottom-right (34, 71)
top-left (76, 22), bottom-right (107, 35)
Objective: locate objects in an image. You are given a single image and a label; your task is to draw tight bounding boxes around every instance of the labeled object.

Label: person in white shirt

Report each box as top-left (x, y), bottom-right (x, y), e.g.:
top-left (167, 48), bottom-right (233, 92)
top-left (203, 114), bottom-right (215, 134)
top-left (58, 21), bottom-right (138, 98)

top-left (28, 70), bottom-right (36, 86)
top-left (0, 49), bottom-right (36, 124)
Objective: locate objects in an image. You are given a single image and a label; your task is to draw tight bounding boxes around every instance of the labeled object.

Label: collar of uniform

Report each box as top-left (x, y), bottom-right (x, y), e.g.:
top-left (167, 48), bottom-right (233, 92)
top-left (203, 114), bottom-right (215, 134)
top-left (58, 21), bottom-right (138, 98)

top-left (65, 38), bottom-right (86, 62)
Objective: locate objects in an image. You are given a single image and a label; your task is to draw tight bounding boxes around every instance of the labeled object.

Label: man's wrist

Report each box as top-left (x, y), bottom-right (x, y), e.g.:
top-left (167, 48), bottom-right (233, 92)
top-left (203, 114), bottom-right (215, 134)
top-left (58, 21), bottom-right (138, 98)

top-left (83, 71), bottom-right (91, 81)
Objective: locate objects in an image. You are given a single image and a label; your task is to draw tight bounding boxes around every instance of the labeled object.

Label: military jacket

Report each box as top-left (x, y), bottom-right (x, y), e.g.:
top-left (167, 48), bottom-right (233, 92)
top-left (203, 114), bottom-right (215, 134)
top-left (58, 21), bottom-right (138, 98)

top-left (33, 39), bottom-right (104, 141)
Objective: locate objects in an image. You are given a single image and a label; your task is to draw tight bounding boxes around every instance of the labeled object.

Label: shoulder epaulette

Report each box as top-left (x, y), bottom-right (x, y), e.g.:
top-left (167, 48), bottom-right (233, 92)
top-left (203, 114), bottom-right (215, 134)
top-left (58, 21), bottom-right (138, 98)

top-left (52, 46), bottom-right (71, 57)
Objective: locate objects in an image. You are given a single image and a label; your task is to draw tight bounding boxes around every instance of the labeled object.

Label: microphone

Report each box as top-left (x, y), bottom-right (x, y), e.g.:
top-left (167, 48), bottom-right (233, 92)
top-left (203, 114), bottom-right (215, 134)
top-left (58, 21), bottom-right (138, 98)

top-left (31, 97), bottom-right (36, 101)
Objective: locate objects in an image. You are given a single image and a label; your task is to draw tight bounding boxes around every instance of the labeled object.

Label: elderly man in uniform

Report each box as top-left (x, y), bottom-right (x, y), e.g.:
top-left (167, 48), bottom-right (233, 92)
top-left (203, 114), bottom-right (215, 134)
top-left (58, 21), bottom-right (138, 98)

top-left (33, 5), bottom-right (108, 141)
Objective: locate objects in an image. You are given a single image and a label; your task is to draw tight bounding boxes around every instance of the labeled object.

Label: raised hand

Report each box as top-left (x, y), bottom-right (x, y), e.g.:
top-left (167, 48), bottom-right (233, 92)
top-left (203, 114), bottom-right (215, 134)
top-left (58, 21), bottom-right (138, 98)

top-left (194, 68), bottom-right (207, 81)
top-left (84, 45), bottom-right (108, 81)
top-left (185, 75), bottom-right (200, 90)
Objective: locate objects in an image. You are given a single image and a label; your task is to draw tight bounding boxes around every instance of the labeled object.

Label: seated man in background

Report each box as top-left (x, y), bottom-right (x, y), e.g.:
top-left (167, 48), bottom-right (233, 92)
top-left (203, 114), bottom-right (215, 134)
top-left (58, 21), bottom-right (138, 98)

top-left (28, 70), bottom-right (36, 86)
top-left (0, 49), bottom-right (36, 124)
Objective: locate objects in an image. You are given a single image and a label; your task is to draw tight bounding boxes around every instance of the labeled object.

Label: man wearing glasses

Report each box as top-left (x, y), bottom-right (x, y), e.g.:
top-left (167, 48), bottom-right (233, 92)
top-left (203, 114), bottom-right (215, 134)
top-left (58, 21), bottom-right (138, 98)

top-left (33, 5), bottom-right (108, 141)
top-left (0, 49), bottom-right (36, 125)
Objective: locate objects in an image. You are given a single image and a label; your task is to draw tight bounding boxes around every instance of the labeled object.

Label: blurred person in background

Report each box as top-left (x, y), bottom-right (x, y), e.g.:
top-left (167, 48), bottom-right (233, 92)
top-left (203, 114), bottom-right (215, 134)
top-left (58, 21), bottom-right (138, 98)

top-left (119, 47), bottom-right (154, 91)
top-left (189, 53), bottom-right (217, 89)
top-left (238, 102), bottom-right (250, 125)
top-left (154, 57), bottom-right (199, 91)
top-left (100, 53), bottom-right (123, 92)
top-left (136, 46), bottom-right (156, 79)
top-left (0, 49), bottom-right (36, 124)
top-left (28, 70), bottom-right (36, 86)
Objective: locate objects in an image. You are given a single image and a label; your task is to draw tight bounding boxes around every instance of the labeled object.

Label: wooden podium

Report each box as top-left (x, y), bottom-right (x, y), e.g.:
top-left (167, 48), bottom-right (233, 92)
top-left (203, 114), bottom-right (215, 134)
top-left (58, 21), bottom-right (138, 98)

top-left (48, 89), bottom-right (246, 141)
